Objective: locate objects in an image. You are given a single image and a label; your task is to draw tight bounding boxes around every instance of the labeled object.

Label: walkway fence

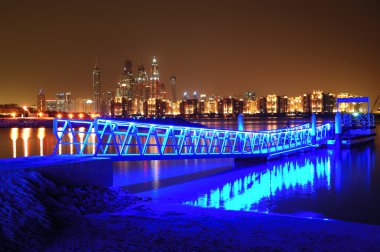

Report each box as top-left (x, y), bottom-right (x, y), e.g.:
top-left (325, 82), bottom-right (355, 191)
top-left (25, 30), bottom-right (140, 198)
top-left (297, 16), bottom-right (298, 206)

top-left (53, 118), bottom-right (333, 160)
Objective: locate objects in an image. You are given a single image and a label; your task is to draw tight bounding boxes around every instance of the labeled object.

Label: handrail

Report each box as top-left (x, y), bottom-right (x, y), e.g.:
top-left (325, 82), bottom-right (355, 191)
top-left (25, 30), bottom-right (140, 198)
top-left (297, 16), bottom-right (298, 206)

top-left (53, 119), bottom-right (333, 159)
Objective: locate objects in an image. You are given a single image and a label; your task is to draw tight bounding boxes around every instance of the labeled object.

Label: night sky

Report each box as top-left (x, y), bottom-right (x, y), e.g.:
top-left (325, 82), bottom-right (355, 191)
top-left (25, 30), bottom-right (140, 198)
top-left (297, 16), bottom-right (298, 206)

top-left (1, 0), bottom-right (379, 105)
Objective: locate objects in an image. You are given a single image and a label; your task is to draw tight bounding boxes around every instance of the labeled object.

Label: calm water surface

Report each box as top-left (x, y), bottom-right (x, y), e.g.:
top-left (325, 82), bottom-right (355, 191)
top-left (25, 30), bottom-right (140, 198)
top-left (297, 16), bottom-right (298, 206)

top-left (1, 119), bottom-right (379, 225)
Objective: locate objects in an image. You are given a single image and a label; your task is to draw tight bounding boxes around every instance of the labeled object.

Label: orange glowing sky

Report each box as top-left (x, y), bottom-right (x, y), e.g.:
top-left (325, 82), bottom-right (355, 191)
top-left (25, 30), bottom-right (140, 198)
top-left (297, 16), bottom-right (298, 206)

top-left (0, 0), bottom-right (379, 105)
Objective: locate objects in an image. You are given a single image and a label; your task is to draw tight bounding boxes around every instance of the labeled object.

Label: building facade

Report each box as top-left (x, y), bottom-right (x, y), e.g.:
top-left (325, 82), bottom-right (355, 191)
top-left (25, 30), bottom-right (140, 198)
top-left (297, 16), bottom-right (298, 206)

top-left (93, 60), bottom-right (101, 114)
top-left (37, 89), bottom-right (46, 112)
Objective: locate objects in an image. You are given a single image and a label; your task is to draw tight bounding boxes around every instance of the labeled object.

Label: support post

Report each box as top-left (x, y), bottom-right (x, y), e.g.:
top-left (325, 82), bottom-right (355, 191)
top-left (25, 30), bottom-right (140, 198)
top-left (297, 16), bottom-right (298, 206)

top-left (367, 101), bottom-right (371, 127)
top-left (238, 113), bottom-right (244, 131)
top-left (335, 111), bottom-right (342, 148)
top-left (311, 113), bottom-right (316, 145)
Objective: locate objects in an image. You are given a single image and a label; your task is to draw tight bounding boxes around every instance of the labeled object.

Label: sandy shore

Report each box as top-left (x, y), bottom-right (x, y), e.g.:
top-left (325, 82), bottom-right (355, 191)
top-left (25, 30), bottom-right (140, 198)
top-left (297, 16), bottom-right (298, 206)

top-left (46, 200), bottom-right (380, 251)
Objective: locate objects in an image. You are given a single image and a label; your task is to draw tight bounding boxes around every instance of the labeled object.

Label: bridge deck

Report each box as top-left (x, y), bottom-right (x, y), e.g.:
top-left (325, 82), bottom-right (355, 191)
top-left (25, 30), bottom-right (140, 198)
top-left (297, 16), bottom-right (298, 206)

top-left (53, 118), bottom-right (332, 161)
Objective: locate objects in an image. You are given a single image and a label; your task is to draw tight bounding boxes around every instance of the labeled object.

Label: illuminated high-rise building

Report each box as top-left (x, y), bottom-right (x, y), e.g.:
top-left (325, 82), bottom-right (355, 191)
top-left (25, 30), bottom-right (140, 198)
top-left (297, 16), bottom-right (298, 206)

top-left (337, 93), bottom-right (355, 112)
top-left (287, 96), bottom-right (303, 113)
top-left (37, 89), bottom-right (46, 112)
top-left (217, 97), bottom-right (244, 116)
top-left (302, 93), bottom-right (311, 113)
top-left (56, 92), bottom-right (65, 112)
top-left (323, 93), bottom-right (335, 113)
top-left (46, 99), bottom-right (57, 111)
top-left (279, 96), bottom-right (288, 113)
top-left (93, 59), bottom-right (101, 113)
top-left (119, 59), bottom-right (134, 98)
top-left (311, 90), bottom-right (323, 113)
top-left (266, 94), bottom-right (279, 113)
top-left (65, 92), bottom-right (73, 112)
top-left (150, 56), bottom-right (160, 99)
top-left (170, 75), bottom-right (177, 101)
top-left (135, 64), bottom-right (149, 100)
top-left (258, 97), bottom-right (267, 113)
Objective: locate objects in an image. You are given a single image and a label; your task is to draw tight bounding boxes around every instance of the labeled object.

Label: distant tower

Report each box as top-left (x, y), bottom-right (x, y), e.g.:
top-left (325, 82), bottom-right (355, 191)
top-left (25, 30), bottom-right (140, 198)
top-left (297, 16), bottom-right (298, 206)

top-left (37, 89), bottom-right (46, 112)
top-left (150, 56), bottom-right (160, 99)
top-left (93, 59), bottom-right (101, 114)
top-left (170, 75), bottom-right (177, 101)
top-left (136, 64), bottom-right (149, 100)
top-left (56, 92), bottom-right (65, 112)
top-left (65, 91), bottom-right (73, 112)
top-left (119, 59), bottom-right (134, 98)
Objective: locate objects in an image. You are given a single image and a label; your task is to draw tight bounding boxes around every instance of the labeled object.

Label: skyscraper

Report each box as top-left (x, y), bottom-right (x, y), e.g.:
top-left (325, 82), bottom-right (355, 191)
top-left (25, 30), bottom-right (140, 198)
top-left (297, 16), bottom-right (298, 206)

top-left (65, 92), bottom-right (73, 112)
top-left (119, 59), bottom-right (134, 98)
top-left (56, 92), bottom-right (65, 111)
top-left (93, 59), bottom-right (101, 113)
top-left (136, 64), bottom-right (149, 100)
top-left (37, 88), bottom-right (46, 112)
top-left (170, 75), bottom-right (177, 101)
top-left (150, 56), bottom-right (160, 99)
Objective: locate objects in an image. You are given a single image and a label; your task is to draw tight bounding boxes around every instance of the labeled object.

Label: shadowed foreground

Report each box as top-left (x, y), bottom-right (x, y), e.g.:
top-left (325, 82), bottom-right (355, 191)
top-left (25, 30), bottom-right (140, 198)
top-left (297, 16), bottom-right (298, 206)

top-left (46, 200), bottom-right (380, 251)
top-left (1, 170), bottom-right (380, 251)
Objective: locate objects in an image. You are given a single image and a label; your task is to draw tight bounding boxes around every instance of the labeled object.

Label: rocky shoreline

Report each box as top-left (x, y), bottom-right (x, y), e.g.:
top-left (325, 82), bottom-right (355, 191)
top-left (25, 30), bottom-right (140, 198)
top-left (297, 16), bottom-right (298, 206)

top-left (1, 170), bottom-right (380, 251)
top-left (0, 118), bottom-right (54, 128)
top-left (0, 170), bottom-right (142, 251)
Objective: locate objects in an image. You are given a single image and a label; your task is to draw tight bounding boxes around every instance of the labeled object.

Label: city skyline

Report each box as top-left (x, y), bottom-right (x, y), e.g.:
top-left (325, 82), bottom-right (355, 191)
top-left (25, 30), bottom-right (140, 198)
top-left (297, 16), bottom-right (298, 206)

top-left (1, 0), bottom-right (380, 105)
top-left (1, 55), bottom-right (376, 108)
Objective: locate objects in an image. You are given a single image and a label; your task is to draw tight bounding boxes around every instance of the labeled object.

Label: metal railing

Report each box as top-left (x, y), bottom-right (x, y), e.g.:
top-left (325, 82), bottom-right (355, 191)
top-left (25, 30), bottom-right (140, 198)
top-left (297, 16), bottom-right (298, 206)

top-left (342, 114), bottom-right (375, 128)
top-left (53, 119), bottom-right (333, 160)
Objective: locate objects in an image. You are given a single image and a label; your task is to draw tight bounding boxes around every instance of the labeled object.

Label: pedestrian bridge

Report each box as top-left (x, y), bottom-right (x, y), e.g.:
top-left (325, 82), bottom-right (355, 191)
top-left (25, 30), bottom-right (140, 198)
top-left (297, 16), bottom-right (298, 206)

top-left (53, 118), bottom-right (332, 160)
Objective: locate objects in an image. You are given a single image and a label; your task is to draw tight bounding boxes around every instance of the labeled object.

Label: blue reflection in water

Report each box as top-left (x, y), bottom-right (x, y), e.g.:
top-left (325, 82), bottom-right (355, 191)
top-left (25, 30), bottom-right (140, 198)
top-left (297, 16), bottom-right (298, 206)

top-left (178, 142), bottom-right (379, 224)
top-left (184, 155), bottom-right (331, 213)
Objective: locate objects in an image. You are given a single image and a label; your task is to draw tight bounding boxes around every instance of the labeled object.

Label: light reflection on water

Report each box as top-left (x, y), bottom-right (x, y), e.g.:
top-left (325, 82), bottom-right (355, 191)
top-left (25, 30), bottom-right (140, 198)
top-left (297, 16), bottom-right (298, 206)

top-left (21, 128), bottom-right (31, 157)
top-left (37, 127), bottom-right (45, 156)
top-left (10, 128), bottom-right (18, 158)
top-left (1, 122), bottom-right (380, 225)
top-left (1, 128), bottom-right (56, 158)
top-left (0, 127), bottom-right (99, 158)
top-left (183, 155), bottom-right (332, 212)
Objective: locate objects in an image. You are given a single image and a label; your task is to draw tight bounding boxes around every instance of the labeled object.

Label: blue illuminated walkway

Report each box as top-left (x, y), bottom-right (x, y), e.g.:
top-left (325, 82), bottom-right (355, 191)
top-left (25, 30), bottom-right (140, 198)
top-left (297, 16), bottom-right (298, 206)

top-left (53, 118), bottom-right (332, 160)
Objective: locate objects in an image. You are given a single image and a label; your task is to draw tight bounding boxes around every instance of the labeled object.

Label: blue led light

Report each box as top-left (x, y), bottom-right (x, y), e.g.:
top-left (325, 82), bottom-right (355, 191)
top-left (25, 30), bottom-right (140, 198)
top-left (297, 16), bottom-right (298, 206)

top-left (53, 118), bottom-right (333, 160)
top-left (183, 155), bottom-right (332, 213)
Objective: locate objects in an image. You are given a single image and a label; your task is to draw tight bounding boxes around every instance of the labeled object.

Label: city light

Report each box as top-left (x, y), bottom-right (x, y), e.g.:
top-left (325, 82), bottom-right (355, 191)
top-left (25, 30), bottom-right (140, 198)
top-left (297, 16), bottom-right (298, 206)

top-left (57, 114), bottom-right (62, 119)
top-left (11, 112), bottom-right (16, 118)
top-left (11, 55), bottom-right (369, 118)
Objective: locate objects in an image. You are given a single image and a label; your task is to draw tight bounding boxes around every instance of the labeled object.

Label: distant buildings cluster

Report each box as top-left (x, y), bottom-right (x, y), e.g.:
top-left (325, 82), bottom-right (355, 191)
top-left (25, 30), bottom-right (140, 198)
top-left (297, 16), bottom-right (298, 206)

top-left (14, 56), bottom-right (366, 118)
top-left (176, 91), bottom-right (365, 118)
top-left (110, 57), bottom-right (175, 117)
top-left (34, 56), bottom-right (176, 117)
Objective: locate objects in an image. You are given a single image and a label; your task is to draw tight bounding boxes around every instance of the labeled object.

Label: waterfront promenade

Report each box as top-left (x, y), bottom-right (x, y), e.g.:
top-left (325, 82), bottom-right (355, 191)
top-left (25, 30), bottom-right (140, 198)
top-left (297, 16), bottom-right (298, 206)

top-left (0, 117), bottom-right (53, 128)
top-left (1, 117), bottom-right (379, 251)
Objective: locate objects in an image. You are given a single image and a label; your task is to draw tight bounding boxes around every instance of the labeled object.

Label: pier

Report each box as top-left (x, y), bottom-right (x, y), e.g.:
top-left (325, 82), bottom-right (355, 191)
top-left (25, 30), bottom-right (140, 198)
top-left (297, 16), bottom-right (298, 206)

top-left (53, 118), bottom-right (333, 161)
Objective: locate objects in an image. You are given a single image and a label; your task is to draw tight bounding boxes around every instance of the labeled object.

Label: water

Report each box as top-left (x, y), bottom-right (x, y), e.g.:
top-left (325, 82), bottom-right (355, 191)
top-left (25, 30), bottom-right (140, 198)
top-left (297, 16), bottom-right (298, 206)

top-left (0, 128), bottom-right (55, 158)
top-left (0, 119), bottom-right (379, 225)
